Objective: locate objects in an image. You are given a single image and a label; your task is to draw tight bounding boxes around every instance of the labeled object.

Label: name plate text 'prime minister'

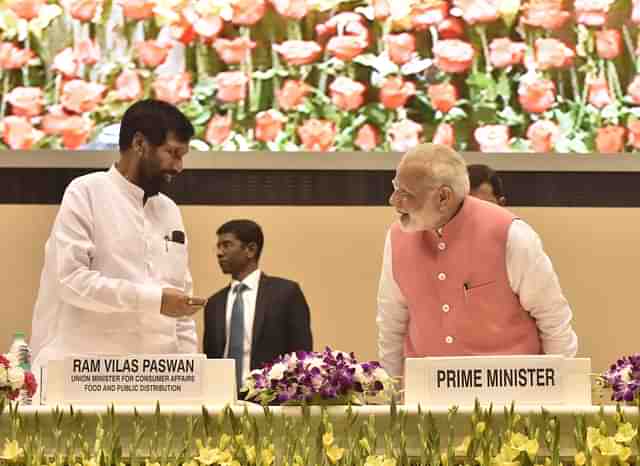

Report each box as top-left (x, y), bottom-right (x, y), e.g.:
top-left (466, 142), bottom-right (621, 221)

top-left (436, 367), bottom-right (557, 389)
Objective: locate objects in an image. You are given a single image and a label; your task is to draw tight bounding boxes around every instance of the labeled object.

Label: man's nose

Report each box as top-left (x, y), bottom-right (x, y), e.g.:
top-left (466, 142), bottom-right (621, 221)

top-left (389, 190), bottom-right (399, 207)
top-left (173, 159), bottom-right (184, 174)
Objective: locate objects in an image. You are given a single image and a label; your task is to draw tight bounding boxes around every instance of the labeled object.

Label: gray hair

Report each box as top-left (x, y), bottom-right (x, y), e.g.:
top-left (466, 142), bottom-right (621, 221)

top-left (403, 143), bottom-right (470, 198)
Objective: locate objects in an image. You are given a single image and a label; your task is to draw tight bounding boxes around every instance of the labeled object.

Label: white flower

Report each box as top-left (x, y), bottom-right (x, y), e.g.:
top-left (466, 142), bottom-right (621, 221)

top-left (305, 358), bottom-right (325, 371)
top-left (354, 365), bottom-right (365, 382)
top-left (373, 367), bottom-right (390, 382)
top-left (621, 367), bottom-right (633, 383)
top-left (7, 367), bottom-right (24, 390)
top-left (0, 367), bottom-right (8, 386)
top-left (287, 353), bottom-right (298, 370)
top-left (331, 350), bottom-right (351, 361)
top-left (5, 353), bottom-right (19, 367)
top-left (268, 363), bottom-right (287, 381)
top-left (311, 374), bottom-right (323, 390)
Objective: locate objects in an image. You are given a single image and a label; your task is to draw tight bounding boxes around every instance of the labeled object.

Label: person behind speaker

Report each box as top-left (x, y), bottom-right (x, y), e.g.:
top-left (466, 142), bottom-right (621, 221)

top-left (468, 163), bottom-right (507, 206)
top-left (376, 143), bottom-right (577, 378)
top-left (30, 99), bottom-right (206, 376)
top-left (203, 220), bottom-right (313, 390)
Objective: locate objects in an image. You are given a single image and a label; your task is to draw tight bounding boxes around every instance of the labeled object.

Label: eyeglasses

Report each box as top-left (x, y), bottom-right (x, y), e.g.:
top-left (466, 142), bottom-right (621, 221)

top-left (391, 178), bottom-right (416, 201)
top-left (392, 178), bottom-right (441, 201)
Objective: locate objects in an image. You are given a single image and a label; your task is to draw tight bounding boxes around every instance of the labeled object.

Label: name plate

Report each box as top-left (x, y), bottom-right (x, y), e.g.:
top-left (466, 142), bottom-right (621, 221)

top-left (404, 356), bottom-right (592, 406)
top-left (41, 354), bottom-right (237, 405)
top-left (64, 355), bottom-right (204, 402)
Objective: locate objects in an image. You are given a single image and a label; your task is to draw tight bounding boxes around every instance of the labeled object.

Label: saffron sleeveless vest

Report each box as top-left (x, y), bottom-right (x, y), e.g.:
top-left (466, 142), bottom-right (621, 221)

top-left (390, 196), bottom-right (542, 357)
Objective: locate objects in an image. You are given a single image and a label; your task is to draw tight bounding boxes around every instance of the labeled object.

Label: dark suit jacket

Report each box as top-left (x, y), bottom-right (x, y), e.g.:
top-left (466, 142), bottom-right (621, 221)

top-left (203, 273), bottom-right (313, 370)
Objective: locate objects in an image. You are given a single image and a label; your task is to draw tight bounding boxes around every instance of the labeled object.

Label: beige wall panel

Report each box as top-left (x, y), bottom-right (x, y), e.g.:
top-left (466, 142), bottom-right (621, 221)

top-left (1, 205), bottom-right (638, 374)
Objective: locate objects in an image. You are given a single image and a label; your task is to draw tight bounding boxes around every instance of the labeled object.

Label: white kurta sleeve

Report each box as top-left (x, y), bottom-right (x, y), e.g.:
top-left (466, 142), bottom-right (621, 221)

top-left (376, 230), bottom-right (410, 377)
top-left (54, 185), bottom-right (163, 314)
top-left (176, 260), bottom-right (198, 353)
top-left (506, 220), bottom-right (578, 357)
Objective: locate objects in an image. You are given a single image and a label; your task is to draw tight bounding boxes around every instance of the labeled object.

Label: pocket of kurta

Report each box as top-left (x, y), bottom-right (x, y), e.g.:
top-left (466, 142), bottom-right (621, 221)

top-left (160, 241), bottom-right (188, 289)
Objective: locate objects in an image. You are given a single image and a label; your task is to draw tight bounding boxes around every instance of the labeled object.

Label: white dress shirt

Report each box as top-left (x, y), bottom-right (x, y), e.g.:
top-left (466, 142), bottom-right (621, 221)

top-left (377, 219), bottom-right (578, 377)
top-left (224, 269), bottom-right (261, 381)
top-left (31, 166), bottom-right (197, 374)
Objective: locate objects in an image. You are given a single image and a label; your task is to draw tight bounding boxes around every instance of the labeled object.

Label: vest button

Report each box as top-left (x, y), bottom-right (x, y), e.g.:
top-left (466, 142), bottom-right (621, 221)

top-left (442, 304), bottom-right (450, 313)
top-left (445, 336), bottom-right (454, 344)
top-left (437, 272), bottom-right (446, 281)
top-left (438, 242), bottom-right (446, 251)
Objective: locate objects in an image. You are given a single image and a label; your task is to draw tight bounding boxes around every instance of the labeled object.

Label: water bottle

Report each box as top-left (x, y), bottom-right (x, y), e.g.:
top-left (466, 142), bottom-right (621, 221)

top-left (8, 331), bottom-right (32, 404)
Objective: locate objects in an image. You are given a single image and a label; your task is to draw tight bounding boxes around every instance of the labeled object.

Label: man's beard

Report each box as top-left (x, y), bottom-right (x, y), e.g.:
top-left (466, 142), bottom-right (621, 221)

top-left (138, 155), bottom-right (174, 198)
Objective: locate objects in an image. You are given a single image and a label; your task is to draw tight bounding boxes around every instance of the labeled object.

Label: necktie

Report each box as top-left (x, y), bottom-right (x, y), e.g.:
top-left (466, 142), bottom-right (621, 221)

top-left (228, 283), bottom-right (248, 391)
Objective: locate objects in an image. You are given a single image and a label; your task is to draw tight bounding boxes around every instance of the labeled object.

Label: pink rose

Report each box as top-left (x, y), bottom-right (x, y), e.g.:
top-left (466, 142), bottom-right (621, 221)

top-left (205, 114), bottom-right (232, 145)
top-left (389, 119), bottom-right (423, 152)
top-left (152, 73), bottom-right (192, 105)
top-left (475, 125), bottom-right (510, 152)
top-left (1, 116), bottom-right (43, 149)
top-left (355, 124), bottom-right (380, 151)
top-left (60, 80), bottom-right (106, 114)
top-left (6, 87), bottom-right (44, 117)
top-left (215, 71), bottom-right (249, 103)
top-left (329, 77), bottom-right (366, 111)
top-left (433, 40), bottom-right (474, 73)
top-left (527, 120), bottom-right (559, 153)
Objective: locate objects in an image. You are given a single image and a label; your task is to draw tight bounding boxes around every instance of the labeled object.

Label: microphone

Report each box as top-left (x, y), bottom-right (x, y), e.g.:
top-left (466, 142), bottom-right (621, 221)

top-left (170, 230), bottom-right (185, 244)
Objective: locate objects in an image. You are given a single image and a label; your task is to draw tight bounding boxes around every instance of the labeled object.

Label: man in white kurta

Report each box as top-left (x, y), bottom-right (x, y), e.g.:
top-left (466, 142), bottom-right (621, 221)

top-left (31, 100), bottom-right (205, 378)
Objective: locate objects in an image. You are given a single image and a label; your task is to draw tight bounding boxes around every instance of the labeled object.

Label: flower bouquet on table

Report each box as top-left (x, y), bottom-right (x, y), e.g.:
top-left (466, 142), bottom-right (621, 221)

top-left (241, 347), bottom-right (396, 406)
top-left (0, 353), bottom-right (37, 401)
top-left (600, 354), bottom-right (640, 403)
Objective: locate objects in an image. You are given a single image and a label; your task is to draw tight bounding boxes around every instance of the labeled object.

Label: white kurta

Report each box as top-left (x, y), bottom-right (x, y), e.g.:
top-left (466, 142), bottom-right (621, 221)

top-left (30, 165), bottom-right (197, 374)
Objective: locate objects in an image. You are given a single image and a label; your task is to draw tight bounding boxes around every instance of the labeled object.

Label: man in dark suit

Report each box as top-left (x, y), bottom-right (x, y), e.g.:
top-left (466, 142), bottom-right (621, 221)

top-left (203, 219), bottom-right (313, 391)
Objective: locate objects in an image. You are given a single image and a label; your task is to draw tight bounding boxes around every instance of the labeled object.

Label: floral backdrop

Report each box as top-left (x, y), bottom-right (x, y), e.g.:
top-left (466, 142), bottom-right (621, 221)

top-left (2, 0), bottom-right (640, 153)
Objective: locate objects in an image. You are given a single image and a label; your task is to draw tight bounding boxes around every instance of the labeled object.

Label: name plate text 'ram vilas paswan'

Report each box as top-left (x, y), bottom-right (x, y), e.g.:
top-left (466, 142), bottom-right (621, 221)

top-left (64, 355), bottom-right (204, 402)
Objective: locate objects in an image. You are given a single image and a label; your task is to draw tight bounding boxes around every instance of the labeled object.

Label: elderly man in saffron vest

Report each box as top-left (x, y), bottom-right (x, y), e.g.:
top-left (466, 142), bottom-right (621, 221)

top-left (376, 143), bottom-right (578, 378)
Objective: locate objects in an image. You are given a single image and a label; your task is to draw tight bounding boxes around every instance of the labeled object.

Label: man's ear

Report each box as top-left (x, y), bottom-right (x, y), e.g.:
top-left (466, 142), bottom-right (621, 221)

top-left (498, 196), bottom-right (507, 206)
top-left (132, 132), bottom-right (147, 157)
top-left (246, 242), bottom-right (258, 259)
top-left (439, 185), bottom-right (453, 205)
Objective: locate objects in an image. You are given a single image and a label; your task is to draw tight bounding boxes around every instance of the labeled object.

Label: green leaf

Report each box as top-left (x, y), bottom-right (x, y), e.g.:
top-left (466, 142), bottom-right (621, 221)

top-left (353, 53), bottom-right (399, 76)
top-left (364, 105), bottom-right (389, 127)
top-left (192, 110), bottom-right (212, 126)
top-left (568, 135), bottom-right (589, 153)
top-left (554, 109), bottom-right (574, 132)
top-left (496, 74), bottom-right (511, 102)
top-left (600, 104), bottom-right (620, 124)
top-left (509, 138), bottom-right (531, 152)
top-left (253, 69), bottom-right (278, 80)
top-left (28, 4), bottom-right (62, 39)
top-left (466, 72), bottom-right (495, 89)
top-left (446, 107), bottom-right (468, 120)
top-left (498, 106), bottom-right (525, 126)
top-left (467, 72), bottom-right (498, 104)
top-left (0, 9), bottom-right (19, 39)
top-left (625, 107), bottom-right (640, 118)
top-left (193, 77), bottom-right (217, 98)
top-left (554, 135), bottom-right (571, 153)
top-left (189, 139), bottom-right (210, 151)
top-left (401, 58), bottom-right (434, 76)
